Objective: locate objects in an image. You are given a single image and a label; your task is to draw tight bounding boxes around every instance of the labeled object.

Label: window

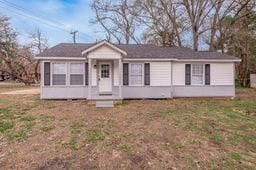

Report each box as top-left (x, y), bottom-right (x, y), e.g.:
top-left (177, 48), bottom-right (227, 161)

top-left (101, 64), bottom-right (110, 78)
top-left (191, 64), bottom-right (204, 85)
top-left (52, 63), bottom-right (66, 85)
top-left (70, 63), bottom-right (84, 85)
top-left (130, 63), bottom-right (143, 85)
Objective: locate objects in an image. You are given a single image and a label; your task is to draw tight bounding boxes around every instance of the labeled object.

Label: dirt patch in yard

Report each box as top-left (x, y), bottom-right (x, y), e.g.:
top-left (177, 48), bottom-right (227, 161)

top-left (0, 85), bottom-right (255, 169)
top-left (0, 83), bottom-right (39, 93)
top-left (0, 88), bottom-right (40, 95)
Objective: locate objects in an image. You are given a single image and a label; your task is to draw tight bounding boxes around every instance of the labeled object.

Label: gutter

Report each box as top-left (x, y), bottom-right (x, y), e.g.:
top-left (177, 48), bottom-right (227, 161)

top-left (175, 59), bottom-right (242, 62)
top-left (34, 56), bottom-right (87, 60)
top-left (123, 58), bottom-right (178, 61)
top-left (34, 57), bottom-right (241, 62)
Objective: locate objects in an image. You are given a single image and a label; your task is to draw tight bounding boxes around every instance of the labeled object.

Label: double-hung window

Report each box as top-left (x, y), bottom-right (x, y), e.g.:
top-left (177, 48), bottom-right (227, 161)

top-left (130, 63), bottom-right (143, 86)
top-left (52, 63), bottom-right (67, 85)
top-left (70, 63), bottom-right (84, 85)
top-left (191, 64), bottom-right (204, 85)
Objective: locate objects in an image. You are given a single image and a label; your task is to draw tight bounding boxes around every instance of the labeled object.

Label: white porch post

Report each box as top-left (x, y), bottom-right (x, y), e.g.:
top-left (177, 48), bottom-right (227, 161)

top-left (118, 58), bottom-right (123, 99)
top-left (88, 58), bottom-right (92, 99)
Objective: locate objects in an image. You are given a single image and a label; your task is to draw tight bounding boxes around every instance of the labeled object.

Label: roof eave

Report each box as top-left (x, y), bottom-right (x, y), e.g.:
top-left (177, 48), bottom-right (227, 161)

top-left (176, 59), bottom-right (241, 62)
top-left (123, 58), bottom-right (178, 61)
top-left (34, 56), bottom-right (86, 60)
top-left (81, 40), bottom-right (127, 56)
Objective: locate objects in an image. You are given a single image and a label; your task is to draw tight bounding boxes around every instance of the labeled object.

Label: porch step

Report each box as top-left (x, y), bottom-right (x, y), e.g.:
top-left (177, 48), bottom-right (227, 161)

top-left (96, 100), bottom-right (114, 108)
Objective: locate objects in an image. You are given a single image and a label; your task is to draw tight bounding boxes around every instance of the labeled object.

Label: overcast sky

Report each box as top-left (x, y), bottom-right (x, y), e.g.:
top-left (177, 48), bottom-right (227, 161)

top-left (0, 0), bottom-right (102, 46)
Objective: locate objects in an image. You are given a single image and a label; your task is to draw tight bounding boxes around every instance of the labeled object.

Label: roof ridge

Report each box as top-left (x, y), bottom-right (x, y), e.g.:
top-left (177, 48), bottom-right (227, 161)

top-left (57, 42), bottom-right (156, 46)
top-left (57, 42), bottom-right (95, 45)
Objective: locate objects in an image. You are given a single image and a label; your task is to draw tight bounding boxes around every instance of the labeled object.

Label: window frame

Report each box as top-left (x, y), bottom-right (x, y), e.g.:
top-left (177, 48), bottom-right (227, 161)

top-left (69, 62), bottom-right (85, 86)
top-left (100, 63), bottom-right (110, 78)
top-left (43, 61), bottom-right (51, 87)
top-left (51, 62), bottom-right (68, 86)
top-left (191, 63), bottom-right (205, 86)
top-left (129, 63), bottom-right (144, 86)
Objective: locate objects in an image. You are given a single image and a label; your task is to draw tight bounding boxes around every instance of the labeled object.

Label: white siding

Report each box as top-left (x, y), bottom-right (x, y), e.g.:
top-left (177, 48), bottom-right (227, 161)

top-left (88, 45), bottom-right (122, 59)
top-left (211, 63), bottom-right (234, 85)
top-left (123, 86), bottom-right (172, 98)
top-left (172, 62), bottom-right (235, 86)
top-left (91, 60), bottom-right (97, 86)
top-left (41, 86), bottom-right (87, 99)
top-left (172, 63), bottom-right (185, 85)
top-left (150, 62), bottom-right (171, 86)
top-left (173, 86), bottom-right (235, 97)
top-left (113, 60), bottom-right (119, 86)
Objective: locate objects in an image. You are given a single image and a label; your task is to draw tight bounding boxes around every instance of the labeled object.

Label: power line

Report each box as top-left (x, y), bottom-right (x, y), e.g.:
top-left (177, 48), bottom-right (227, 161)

top-left (0, 0), bottom-right (91, 41)
top-left (0, 1), bottom-right (70, 33)
top-left (0, 5), bottom-right (71, 42)
top-left (0, 5), bottom-right (69, 34)
top-left (0, 0), bottom-right (66, 27)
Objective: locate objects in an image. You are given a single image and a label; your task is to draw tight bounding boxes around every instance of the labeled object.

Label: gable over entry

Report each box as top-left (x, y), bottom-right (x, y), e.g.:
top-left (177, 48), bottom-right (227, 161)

top-left (82, 40), bottom-right (127, 59)
top-left (82, 41), bottom-right (126, 100)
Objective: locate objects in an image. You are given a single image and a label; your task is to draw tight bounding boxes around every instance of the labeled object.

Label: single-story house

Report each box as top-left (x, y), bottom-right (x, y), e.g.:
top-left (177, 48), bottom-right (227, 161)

top-left (35, 40), bottom-right (241, 101)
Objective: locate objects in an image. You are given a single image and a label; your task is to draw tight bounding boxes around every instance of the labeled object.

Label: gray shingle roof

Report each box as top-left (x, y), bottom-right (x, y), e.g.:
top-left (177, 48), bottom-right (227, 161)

top-left (37, 43), bottom-right (239, 60)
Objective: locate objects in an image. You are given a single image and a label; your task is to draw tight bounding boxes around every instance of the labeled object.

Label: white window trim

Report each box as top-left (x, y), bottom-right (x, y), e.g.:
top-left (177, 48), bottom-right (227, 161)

top-left (69, 62), bottom-right (85, 86)
top-left (191, 63), bottom-right (205, 86)
top-left (129, 63), bottom-right (144, 86)
top-left (51, 62), bottom-right (68, 86)
top-left (100, 63), bottom-right (111, 78)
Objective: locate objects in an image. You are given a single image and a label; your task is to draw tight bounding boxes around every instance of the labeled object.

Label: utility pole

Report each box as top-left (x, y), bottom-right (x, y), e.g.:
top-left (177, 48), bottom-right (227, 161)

top-left (70, 30), bottom-right (78, 44)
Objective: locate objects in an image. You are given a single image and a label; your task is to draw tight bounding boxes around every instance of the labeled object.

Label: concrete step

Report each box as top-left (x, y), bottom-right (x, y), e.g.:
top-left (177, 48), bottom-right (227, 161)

top-left (96, 101), bottom-right (114, 108)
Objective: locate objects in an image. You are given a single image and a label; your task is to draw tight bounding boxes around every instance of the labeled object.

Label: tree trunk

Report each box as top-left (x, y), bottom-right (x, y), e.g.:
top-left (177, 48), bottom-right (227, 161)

top-left (192, 28), bottom-right (199, 51)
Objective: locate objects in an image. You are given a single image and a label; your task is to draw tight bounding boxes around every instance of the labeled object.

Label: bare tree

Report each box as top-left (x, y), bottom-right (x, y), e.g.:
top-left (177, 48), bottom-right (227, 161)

top-left (134, 0), bottom-right (184, 47)
top-left (181, 0), bottom-right (218, 51)
top-left (90, 0), bottom-right (140, 44)
top-left (207, 0), bottom-right (254, 52)
top-left (0, 15), bottom-right (19, 82)
top-left (27, 28), bottom-right (48, 83)
top-left (198, 0), bottom-right (255, 86)
top-left (0, 14), bottom-right (36, 84)
top-left (226, 1), bottom-right (256, 87)
top-left (208, 0), bottom-right (226, 51)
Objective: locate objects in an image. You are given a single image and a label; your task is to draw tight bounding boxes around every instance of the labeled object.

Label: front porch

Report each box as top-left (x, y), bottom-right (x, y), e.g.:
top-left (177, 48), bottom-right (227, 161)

top-left (81, 41), bottom-right (127, 101)
top-left (90, 85), bottom-right (121, 100)
top-left (87, 58), bottom-right (123, 100)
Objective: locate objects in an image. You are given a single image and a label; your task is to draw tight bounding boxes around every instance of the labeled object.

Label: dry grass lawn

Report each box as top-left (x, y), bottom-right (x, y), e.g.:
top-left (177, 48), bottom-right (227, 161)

top-left (0, 84), bottom-right (255, 169)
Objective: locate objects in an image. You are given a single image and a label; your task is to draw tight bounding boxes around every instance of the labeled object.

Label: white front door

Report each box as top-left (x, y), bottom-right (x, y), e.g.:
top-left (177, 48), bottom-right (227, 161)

top-left (99, 62), bottom-right (112, 93)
